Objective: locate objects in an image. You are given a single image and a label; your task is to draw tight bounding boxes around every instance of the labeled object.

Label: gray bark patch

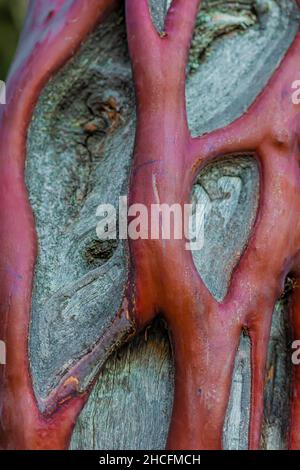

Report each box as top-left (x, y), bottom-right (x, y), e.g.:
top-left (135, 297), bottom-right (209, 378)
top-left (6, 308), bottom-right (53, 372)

top-left (27, 11), bottom-right (135, 400)
top-left (70, 320), bottom-right (174, 450)
top-left (223, 332), bottom-right (251, 450)
top-left (261, 299), bottom-right (293, 450)
top-left (191, 155), bottom-right (259, 301)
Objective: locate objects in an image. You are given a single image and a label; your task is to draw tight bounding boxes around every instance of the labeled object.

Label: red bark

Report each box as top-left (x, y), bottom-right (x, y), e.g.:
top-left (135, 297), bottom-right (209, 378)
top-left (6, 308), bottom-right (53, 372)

top-left (126, 0), bottom-right (300, 450)
top-left (1, 0), bottom-right (300, 451)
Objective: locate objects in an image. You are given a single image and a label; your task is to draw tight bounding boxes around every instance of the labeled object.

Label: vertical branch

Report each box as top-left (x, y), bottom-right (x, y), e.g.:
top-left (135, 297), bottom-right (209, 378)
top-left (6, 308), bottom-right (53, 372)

top-left (125, 0), bottom-right (159, 64)
top-left (165, 0), bottom-right (201, 58)
top-left (126, 0), bottom-right (157, 36)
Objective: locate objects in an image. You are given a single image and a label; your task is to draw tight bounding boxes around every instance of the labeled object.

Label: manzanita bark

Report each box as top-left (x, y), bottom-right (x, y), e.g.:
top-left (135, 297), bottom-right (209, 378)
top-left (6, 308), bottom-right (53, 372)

top-left (1, 0), bottom-right (300, 450)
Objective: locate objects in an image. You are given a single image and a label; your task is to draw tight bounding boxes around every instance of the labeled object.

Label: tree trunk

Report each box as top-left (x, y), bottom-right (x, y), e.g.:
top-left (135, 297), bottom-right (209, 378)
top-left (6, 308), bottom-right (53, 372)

top-left (1, 0), bottom-right (299, 449)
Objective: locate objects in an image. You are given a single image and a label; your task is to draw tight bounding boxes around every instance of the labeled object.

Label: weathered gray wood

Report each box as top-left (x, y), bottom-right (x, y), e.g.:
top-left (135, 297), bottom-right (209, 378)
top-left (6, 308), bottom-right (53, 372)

top-left (70, 320), bottom-right (174, 450)
top-left (25, 0), bottom-right (299, 450)
top-left (27, 10), bottom-right (135, 400)
top-left (191, 155), bottom-right (259, 301)
top-left (261, 299), bottom-right (293, 449)
top-left (223, 333), bottom-right (251, 450)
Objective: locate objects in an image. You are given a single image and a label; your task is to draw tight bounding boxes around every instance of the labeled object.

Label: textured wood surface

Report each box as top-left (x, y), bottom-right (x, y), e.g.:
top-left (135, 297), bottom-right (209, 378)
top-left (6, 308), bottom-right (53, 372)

top-left (24, 0), bottom-right (299, 449)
